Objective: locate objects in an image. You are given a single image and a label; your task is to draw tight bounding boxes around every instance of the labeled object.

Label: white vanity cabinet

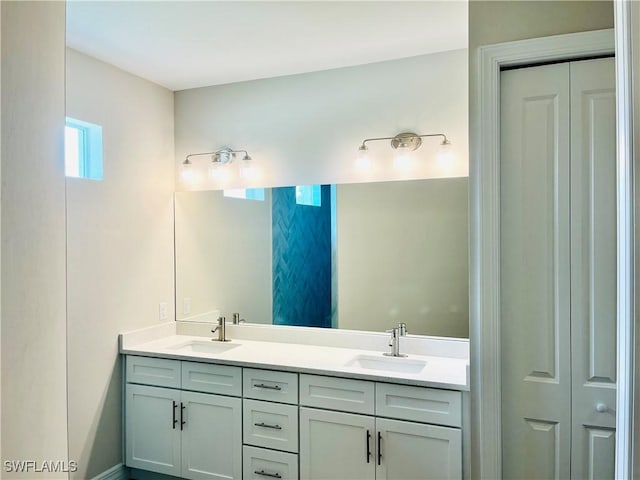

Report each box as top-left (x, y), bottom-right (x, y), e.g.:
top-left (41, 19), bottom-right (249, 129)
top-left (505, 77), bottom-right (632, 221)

top-left (125, 356), bottom-right (242, 480)
top-left (124, 354), bottom-right (465, 480)
top-left (298, 375), bottom-right (462, 480)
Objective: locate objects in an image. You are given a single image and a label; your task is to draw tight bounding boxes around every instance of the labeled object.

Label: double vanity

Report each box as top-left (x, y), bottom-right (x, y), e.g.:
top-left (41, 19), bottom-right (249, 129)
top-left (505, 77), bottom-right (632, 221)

top-left (120, 322), bottom-right (470, 480)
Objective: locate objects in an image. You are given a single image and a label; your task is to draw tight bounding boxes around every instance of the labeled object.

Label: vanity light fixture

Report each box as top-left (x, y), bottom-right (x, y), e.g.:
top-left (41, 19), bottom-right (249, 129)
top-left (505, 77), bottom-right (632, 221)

top-left (356, 132), bottom-right (452, 170)
top-left (181, 147), bottom-right (253, 182)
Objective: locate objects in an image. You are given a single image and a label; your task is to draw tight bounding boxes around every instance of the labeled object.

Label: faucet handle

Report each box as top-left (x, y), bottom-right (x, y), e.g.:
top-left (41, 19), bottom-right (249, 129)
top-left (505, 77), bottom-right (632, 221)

top-left (385, 327), bottom-right (399, 337)
top-left (212, 316), bottom-right (223, 333)
top-left (397, 323), bottom-right (407, 336)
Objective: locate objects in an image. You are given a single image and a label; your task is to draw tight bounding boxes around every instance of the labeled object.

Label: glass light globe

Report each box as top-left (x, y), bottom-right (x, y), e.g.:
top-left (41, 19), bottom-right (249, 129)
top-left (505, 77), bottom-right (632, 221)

top-left (239, 155), bottom-right (256, 181)
top-left (356, 146), bottom-right (371, 171)
top-left (437, 139), bottom-right (454, 166)
top-left (394, 150), bottom-right (413, 171)
top-left (209, 159), bottom-right (225, 181)
top-left (180, 160), bottom-right (195, 183)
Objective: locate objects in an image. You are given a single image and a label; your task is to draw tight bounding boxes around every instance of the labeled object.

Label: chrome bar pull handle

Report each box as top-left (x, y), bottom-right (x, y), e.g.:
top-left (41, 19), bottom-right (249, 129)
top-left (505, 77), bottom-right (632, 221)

top-left (254, 470), bottom-right (282, 479)
top-left (254, 383), bottom-right (282, 391)
top-left (254, 422), bottom-right (282, 430)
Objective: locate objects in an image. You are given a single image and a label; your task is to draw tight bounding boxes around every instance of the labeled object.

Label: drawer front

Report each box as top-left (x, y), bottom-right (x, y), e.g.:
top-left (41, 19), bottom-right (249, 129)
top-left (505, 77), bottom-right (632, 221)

top-left (299, 374), bottom-right (374, 415)
top-left (375, 383), bottom-right (462, 427)
top-left (181, 361), bottom-right (242, 396)
top-left (243, 446), bottom-right (299, 480)
top-left (126, 356), bottom-right (180, 388)
top-left (244, 368), bottom-right (298, 404)
top-left (243, 399), bottom-right (299, 453)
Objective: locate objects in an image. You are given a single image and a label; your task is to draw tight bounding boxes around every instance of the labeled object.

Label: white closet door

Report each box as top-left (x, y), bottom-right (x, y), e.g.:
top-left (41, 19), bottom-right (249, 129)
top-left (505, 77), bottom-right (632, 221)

top-left (569, 57), bottom-right (617, 480)
top-left (500, 62), bottom-right (572, 479)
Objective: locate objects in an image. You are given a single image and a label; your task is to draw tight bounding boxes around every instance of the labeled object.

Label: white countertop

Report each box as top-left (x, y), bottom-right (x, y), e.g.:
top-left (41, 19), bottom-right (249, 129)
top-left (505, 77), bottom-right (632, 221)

top-left (120, 331), bottom-right (469, 391)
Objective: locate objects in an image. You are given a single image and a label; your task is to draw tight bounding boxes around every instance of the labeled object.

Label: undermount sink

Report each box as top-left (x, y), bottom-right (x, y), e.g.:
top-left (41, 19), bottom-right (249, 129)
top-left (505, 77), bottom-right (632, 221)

top-left (344, 354), bottom-right (427, 374)
top-left (167, 340), bottom-right (240, 355)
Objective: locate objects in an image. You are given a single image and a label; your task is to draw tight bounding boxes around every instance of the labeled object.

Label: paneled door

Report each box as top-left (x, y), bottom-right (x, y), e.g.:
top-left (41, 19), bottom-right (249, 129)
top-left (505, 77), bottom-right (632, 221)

top-left (500, 57), bottom-right (616, 479)
top-left (125, 384), bottom-right (181, 477)
top-left (374, 418), bottom-right (462, 480)
top-left (569, 57), bottom-right (617, 479)
top-left (299, 407), bottom-right (375, 480)
top-left (181, 391), bottom-right (242, 480)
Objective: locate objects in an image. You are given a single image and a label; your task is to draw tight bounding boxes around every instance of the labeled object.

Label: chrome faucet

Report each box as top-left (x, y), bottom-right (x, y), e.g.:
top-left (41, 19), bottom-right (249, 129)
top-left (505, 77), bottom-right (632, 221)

top-left (212, 316), bottom-right (230, 342)
top-left (397, 322), bottom-right (407, 336)
top-left (231, 313), bottom-right (246, 325)
top-left (384, 322), bottom-right (408, 357)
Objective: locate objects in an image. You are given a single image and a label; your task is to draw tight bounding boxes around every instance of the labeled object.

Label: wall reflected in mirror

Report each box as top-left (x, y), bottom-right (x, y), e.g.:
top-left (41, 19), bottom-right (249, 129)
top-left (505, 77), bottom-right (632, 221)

top-left (175, 178), bottom-right (469, 338)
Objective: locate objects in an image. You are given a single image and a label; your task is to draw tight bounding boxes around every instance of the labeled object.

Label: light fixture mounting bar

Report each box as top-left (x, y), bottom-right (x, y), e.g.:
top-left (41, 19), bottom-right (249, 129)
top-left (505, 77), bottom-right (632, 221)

top-left (359, 132), bottom-right (449, 151)
top-left (184, 147), bottom-right (251, 165)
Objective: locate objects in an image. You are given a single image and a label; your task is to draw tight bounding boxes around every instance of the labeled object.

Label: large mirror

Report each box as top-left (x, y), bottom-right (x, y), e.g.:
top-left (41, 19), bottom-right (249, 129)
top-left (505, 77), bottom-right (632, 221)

top-left (175, 177), bottom-right (468, 338)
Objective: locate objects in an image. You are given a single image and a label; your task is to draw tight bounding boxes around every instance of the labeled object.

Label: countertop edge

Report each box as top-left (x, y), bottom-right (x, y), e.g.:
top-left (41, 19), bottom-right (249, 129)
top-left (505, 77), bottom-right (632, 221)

top-left (120, 347), bottom-right (470, 392)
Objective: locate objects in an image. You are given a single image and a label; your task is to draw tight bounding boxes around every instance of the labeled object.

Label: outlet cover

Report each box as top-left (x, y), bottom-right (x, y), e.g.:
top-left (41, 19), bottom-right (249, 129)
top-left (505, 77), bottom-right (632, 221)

top-left (159, 302), bottom-right (169, 321)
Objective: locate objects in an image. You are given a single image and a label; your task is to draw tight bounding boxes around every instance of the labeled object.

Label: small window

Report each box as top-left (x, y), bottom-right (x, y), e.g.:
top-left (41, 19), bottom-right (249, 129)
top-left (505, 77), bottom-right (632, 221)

top-left (295, 185), bottom-right (321, 207)
top-left (65, 117), bottom-right (103, 180)
top-left (223, 188), bottom-right (265, 201)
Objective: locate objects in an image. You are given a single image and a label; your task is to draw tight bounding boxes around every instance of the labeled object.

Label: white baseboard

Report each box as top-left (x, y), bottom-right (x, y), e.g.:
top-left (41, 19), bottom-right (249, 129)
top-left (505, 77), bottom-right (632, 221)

top-left (91, 463), bottom-right (129, 480)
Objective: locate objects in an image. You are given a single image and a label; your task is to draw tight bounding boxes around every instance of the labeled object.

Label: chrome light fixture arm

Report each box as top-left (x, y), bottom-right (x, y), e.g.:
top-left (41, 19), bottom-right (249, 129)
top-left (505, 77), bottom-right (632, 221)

top-left (183, 147), bottom-right (252, 166)
top-left (359, 132), bottom-right (449, 152)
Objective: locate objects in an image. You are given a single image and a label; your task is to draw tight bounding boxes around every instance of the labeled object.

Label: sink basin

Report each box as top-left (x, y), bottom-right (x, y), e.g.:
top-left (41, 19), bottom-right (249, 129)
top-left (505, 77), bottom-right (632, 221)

top-left (168, 340), bottom-right (240, 355)
top-left (344, 354), bottom-right (427, 374)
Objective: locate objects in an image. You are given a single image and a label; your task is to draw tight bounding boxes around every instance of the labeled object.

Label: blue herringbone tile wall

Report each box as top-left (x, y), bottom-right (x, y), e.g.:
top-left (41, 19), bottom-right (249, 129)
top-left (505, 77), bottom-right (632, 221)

top-left (272, 185), bottom-right (332, 327)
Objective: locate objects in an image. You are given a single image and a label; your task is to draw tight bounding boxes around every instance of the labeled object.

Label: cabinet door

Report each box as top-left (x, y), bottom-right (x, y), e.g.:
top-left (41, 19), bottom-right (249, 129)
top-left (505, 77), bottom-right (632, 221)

top-left (181, 391), bottom-right (242, 480)
top-left (125, 384), bottom-right (181, 477)
top-left (299, 407), bottom-right (375, 480)
top-left (375, 418), bottom-right (461, 480)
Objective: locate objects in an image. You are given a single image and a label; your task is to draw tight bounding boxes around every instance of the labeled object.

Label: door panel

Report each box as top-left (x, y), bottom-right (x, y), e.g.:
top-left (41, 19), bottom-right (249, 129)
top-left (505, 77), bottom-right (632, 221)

top-left (375, 418), bottom-right (461, 480)
top-left (125, 384), bottom-right (181, 477)
top-left (583, 427), bottom-right (616, 479)
top-left (500, 57), bottom-right (617, 479)
top-left (500, 62), bottom-right (572, 479)
top-left (299, 407), bottom-right (375, 480)
top-left (181, 391), bottom-right (242, 480)
top-left (569, 57), bottom-right (617, 480)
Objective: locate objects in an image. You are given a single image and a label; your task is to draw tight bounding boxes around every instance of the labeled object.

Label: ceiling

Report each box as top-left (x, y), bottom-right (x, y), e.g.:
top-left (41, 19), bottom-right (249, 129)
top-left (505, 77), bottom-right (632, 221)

top-left (66, 1), bottom-right (468, 92)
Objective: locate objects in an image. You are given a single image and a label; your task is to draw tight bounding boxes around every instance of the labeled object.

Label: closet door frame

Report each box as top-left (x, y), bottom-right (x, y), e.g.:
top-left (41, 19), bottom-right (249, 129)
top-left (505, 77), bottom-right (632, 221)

top-left (470, 28), bottom-right (633, 479)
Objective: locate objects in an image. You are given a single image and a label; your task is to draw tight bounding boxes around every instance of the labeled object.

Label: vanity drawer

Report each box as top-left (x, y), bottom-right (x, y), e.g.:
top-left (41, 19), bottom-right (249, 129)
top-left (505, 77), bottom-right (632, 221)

top-left (243, 446), bottom-right (299, 480)
top-left (243, 368), bottom-right (298, 404)
top-left (243, 399), bottom-right (299, 453)
top-left (182, 361), bottom-right (241, 396)
top-left (126, 355), bottom-right (180, 388)
top-left (299, 374), bottom-right (374, 415)
top-left (375, 383), bottom-right (462, 427)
